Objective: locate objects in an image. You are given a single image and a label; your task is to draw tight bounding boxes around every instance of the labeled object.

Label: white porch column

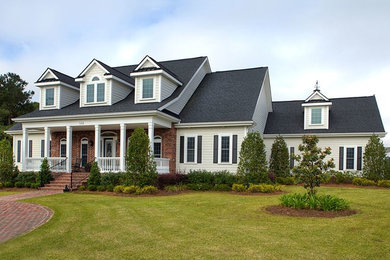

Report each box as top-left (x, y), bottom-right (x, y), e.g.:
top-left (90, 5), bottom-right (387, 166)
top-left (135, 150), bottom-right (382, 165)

top-left (120, 123), bottom-right (126, 171)
top-left (44, 127), bottom-right (51, 158)
top-left (66, 126), bottom-right (72, 173)
top-left (148, 121), bottom-right (154, 154)
top-left (95, 125), bottom-right (101, 159)
top-left (22, 127), bottom-right (28, 171)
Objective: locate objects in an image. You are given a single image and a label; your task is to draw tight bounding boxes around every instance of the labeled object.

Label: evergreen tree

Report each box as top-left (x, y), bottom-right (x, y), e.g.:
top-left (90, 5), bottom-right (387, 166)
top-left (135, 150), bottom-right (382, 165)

top-left (237, 131), bottom-right (268, 184)
top-left (88, 162), bottom-right (101, 186)
top-left (363, 134), bottom-right (386, 181)
top-left (0, 139), bottom-right (15, 182)
top-left (293, 135), bottom-right (335, 195)
top-left (269, 136), bottom-right (290, 177)
top-left (125, 127), bottom-right (157, 186)
top-left (37, 158), bottom-right (52, 186)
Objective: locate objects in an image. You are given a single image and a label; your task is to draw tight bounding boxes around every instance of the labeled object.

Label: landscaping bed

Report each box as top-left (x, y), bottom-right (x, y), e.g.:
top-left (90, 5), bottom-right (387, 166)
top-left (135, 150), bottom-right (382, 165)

top-left (265, 205), bottom-right (357, 218)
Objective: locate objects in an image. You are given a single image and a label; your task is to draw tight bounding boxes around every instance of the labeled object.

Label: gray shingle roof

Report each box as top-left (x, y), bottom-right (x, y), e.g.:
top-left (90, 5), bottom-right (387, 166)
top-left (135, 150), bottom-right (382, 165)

top-left (7, 123), bottom-right (22, 131)
top-left (36, 68), bottom-right (80, 88)
top-left (17, 57), bottom-right (207, 119)
top-left (179, 67), bottom-right (268, 123)
top-left (264, 96), bottom-right (385, 134)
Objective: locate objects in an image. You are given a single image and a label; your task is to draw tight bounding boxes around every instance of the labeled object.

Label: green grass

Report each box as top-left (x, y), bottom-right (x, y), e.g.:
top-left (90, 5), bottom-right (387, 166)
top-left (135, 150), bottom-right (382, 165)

top-left (0, 191), bottom-right (25, 196)
top-left (1, 186), bottom-right (390, 259)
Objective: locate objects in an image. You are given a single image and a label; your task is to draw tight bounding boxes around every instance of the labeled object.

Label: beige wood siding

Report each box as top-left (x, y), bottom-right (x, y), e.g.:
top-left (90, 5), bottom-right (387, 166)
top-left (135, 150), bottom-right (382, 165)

top-left (80, 63), bottom-right (110, 107)
top-left (40, 86), bottom-right (60, 110)
top-left (12, 133), bottom-right (45, 170)
top-left (134, 75), bottom-right (160, 103)
top-left (304, 106), bottom-right (330, 130)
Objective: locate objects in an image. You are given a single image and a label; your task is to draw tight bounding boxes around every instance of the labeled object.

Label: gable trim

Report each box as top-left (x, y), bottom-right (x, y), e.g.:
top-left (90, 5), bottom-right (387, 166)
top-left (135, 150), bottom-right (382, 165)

top-left (134, 55), bottom-right (160, 71)
top-left (103, 75), bottom-right (134, 88)
top-left (37, 68), bottom-right (59, 82)
top-left (305, 90), bottom-right (329, 102)
top-left (77, 59), bottom-right (110, 78)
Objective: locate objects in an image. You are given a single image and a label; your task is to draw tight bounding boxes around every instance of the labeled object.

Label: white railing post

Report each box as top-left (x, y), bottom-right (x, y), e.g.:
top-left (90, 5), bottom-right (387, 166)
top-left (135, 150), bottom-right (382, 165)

top-left (120, 123), bottom-right (126, 172)
top-left (22, 128), bottom-right (28, 172)
top-left (66, 126), bottom-right (72, 173)
top-left (95, 125), bottom-right (101, 159)
top-left (148, 121), bottom-right (154, 154)
top-left (44, 127), bottom-right (51, 158)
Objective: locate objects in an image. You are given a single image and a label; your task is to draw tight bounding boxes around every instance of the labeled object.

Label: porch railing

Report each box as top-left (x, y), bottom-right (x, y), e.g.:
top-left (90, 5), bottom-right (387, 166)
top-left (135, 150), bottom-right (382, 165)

top-left (96, 157), bottom-right (121, 172)
top-left (25, 158), bottom-right (44, 171)
top-left (155, 158), bottom-right (170, 174)
top-left (25, 157), bottom-right (67, 172)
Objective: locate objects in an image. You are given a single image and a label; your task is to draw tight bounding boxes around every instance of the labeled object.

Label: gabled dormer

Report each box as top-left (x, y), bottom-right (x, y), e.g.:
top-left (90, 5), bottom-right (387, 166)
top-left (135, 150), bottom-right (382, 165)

top-left (76, 59), bottom-right (134, 107)
top-left (130, 55), bottom-right (182, 104)
top-left (35, 68), bottom-right (79, 110)
top-left (302, 81), bottom-right (332, 130)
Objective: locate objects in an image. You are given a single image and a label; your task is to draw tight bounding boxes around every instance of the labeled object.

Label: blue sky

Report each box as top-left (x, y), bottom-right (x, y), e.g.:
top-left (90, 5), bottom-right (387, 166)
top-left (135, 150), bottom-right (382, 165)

top-left (1, 0), bottom-right (389, 145)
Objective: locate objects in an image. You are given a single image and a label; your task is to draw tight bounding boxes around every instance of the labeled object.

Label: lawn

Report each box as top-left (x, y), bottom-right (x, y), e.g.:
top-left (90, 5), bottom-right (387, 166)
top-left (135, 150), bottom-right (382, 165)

top-left (0, 190), bottom-right (26, 197)
top-left (0, 186), bottom-right (389, 259)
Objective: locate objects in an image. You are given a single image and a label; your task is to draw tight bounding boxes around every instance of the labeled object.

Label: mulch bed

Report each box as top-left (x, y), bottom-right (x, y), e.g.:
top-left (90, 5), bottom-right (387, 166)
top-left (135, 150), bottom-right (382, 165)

top-left (321, 184), bottom-right (389, 189)
top-left (265, 205), bottom-right (357, 218)
top-left (229, 191), bottom-right (285, 196)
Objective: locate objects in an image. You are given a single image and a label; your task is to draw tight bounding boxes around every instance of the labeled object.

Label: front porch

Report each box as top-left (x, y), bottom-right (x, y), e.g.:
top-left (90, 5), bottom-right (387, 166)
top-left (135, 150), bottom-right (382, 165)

top-left (22, 119), bottom-right (176, 174)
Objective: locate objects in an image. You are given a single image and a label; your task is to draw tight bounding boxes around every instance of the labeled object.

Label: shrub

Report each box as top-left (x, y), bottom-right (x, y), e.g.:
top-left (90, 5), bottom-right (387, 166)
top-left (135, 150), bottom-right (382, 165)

top-left (187, 183), bottom-right (213, 191)
top-left (37, 158), bottom-right (53, 187)
top-left (280, 193), bottom-right (350, 211)
top-left (101, 172), bottom-right (124, 187)
top-left (0, 183), bottom-right (3, 189)
top-left (334, 171), bottom-right (354, 184)
top-left (232, 184), bottom-right (247, 192)
top-left (15, 181), bottom-right (24, 188)
top-left (87, 184), bottom-right (97, 191)
top-left (30, 183), bottom-right (40, 189)
top-left (164, 184), bottom-right (188, 192)
top-left (15, 172), bottom-right (37, 184)
top-left (213, 171), bottom-right (237, 186)
top-left (88, 162), bottom-right (101, 186)
top-left (247, 183), bottom-right (277, 193)
top-left (378, 180), bottom-right (390, 187)
top-left (237, 131), bottom-right (269, 184)
top-left (113, 185), bottom-right (125, 193)
top-left (187, 170), bottom-right (214, 185)
top-left (97, 185), bottom-right (106, 192)
top-left (213, 184), bottom-right (231, 191)
top-left (269, 136), bottom-right (290, 178)
top-left (363, 134), bottom-right (386, 181)
top-left (78, 185), bottom-right (86, 191)
top-left (24, 182), bottom-right (32, 188)
top-left (4, 182), bottom-right (13, 188)
top-left (0, 139), bottom-right (15, 183)
top-left (106, 184), bottom-right (115, 192)
top-left (136, 185), bottom-right (158, 195)
top-left (276, 176), bottom-right (295, 185)
top-left (352, 177), bottom-right (376, 186)
top-left (157, 173), bottom-right (188, 189)
top-left (123, 185), bottom-right (138, 194)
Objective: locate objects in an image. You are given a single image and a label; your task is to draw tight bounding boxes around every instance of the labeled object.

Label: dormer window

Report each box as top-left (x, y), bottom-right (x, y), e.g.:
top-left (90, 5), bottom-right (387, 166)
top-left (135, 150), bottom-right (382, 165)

top-left (86, 76), bottom-right (105, 103)
top-left (142, 78), bottom-right (154, 99)
top-left (311, 108), bottom-right (322, 125)
top-left (45, 88), bottom-right (55, 106)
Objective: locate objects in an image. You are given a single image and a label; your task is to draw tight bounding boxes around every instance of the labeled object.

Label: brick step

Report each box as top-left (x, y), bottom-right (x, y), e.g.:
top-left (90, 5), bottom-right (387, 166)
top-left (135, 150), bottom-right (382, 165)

top-left (41, 186), bottom-right (65, 191)
top-left (54, 177), bottom-right (88, 181)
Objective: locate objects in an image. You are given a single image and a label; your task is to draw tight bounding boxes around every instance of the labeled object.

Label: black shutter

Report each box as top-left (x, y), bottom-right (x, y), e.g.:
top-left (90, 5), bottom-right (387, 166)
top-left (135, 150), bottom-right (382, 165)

top-left (339, 147), bottom-right (344, 170)
top-left (29, 140), bottom-right (33, 158)
top-left (290, 147), bottom-right (295, 169)
top-left (179, 136), bottom-right (184, 163)
top-left (213, 135), bottom-right (218, 163)
top-left (232, 135), bottom-right (238, 164)
top-left (197, 136), bottom-right (202, 163)
top-left (17, 140), bottom-right (21, 162)
top-left (49, 141), bottom-right (52, 157)
top-left (357, 146), bottom-right (362, 171)
top-left (41, 140), bottom-right (45, 157)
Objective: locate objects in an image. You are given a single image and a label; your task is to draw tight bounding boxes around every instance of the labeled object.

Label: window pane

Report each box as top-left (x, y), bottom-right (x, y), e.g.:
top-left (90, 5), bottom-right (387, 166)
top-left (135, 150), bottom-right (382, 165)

top-left (87, 84), bottom-right (94, 102)
top-left (97, 83), bottom-right (105, 102)
top-left (92, 76), bottom-right (99, 81)
top-left (142, 78), bottom-right (154, 98)
top-left (154, 143), bottom-right (161, 158)
top-left (311, 108), bottom-right (322, 124)
top-left (46, 88), bottom-right (54, 106)
top-left (187, 137), bottom-right (195, 162)
top-left (221, 136), bottom-right (230, 162)
top-left (346, 148), bottom-right (355, 169)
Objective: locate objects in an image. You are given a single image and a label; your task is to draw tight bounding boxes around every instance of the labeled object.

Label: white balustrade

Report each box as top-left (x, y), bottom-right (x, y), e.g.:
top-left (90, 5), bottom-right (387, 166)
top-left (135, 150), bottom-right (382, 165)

top-left (97, 157), bottom-right (121, 172)
top-left (25, 157), bottom-right (67, 172)
top-left (25, 158), bottom-right (44, 171)
top-left (155, 158), bottom-right (170, 174)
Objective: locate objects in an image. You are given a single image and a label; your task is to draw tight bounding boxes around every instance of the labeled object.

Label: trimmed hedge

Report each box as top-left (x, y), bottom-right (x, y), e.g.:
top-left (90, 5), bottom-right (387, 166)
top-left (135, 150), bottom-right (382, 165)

top-left (247, 183), bottom-right (281, 193)
top-left (378, 180), bottom-right (390, 187)
top-left (276, 176), bottom-right (295, 185)
top-left (352, 177), bottom-right (376, 186)
top-left (157, 173), bottom-right (187, 189)
top-left (232, 184), bottom-right (247, 192)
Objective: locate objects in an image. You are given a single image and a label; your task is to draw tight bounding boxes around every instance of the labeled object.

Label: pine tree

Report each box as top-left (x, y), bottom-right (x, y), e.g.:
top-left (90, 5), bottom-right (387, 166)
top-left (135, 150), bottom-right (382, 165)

top-left (269, 136), bottom-right (290, 177)
top-left (237, 131), bottom-right (268, 184)
top-left (363, 134), bottom-right (386, 181)
top-left (88, 162), bottom-right (101, 186)
top-left (293, 135), bottom-right (335, 195)
top-left (0, 139), bottom-right (15, 183)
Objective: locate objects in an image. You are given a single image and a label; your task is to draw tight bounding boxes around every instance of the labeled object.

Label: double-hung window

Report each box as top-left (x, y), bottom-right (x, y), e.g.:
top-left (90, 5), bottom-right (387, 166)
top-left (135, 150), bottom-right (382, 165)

top-left (45, 88), bottom-right (54, 106)
top-left (346, 147), bottom-right (355, 170)
top-left (311, 108), bottom-right (322, 124)
top-left (86, 76), bottom-right (105, 103)
top-left (142, 78), bottom-right (154, 99)
top-left (186, 137), bottom-right (196, 163)
top-left (220, 136), bottom-right (230, 163)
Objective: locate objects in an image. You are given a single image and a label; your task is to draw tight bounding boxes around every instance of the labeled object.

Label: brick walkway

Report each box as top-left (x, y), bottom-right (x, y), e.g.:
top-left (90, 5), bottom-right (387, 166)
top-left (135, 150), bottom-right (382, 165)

top-left (0, 190), bottom-right (61, 243)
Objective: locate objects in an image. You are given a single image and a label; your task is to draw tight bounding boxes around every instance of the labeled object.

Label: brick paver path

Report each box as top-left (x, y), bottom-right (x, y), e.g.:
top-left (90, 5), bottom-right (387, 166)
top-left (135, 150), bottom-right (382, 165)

top-left (0, 190), bottom-right (61, 243)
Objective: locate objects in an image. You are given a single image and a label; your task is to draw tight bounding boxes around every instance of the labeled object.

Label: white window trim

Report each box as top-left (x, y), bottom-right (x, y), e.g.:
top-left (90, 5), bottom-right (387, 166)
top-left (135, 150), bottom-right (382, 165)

top-left (85, 75), bottom-right (106, 104)
top-left (184, 135), bottom-right (198, 164)
top-left (140, 77), bottom-right (155, 100)
top-left (218, 134), bottom-right (233, 164)
top-left (44, 87), bottom-right (56, 107)
top-left (153, 136), bottom-right (162, 158)
top-left (309, 107), bottom-right (324, 126)
top-left (60, 138), bottom-right (67, 157)
top-left (344, 146), bottom-right (357, 171)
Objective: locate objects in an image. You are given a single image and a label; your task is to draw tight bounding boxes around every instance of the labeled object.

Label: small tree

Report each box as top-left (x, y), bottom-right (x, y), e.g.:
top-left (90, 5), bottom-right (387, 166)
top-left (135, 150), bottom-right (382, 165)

top-left (0, 139), bottom-right (15, 183)
top-left (237, 131), bottom-right (268, 184)
top-left (125, 127), bottom-right (157, 187)
top-left (363, 134), bottom-right (386, 181)
top-left (293, 135), bottom-right (335, 195)
top-left (37, 158), bottom-right (53, 186)
top-left (385, 157), bottom-right (390, 180)
top-left (269, 136), bottom-right (290, 177)
top-left (88, 162), bottom-right (101, 186)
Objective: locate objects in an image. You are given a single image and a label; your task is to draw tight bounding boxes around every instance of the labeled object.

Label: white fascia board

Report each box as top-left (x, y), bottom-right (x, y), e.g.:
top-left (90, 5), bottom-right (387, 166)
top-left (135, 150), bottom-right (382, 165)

top-left (38, 68), bottom-right (59, 81)
top-left (305, 91), bottom-right (329, 102)
top-left (103, 75), bottom-right (134, 88)
top-left (13, 110), bottom-right (180, 123)
top-left (78, 59), bottom-right (109, 78)
top-left (75, 78), bottom-right (84, 82)
top-left (5, 129), bottom-right (44, 135)
top-left (134, 56), bottom-right (160, 71)
top-left (301, 102), bottom-right (333, 107)
top-left (130, 70), bottom-right (182, 86)
top-left (35, 81), bottom-right (79, 91)
top-left (175, 121), bottom-right (254, 128)
top-left (263, 132), bottom-right (387, 138)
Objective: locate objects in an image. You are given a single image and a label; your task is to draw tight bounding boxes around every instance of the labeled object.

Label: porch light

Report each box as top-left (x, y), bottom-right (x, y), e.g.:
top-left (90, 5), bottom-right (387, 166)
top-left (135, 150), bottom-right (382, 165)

top-left (89, 141), bottom-right (94, 147)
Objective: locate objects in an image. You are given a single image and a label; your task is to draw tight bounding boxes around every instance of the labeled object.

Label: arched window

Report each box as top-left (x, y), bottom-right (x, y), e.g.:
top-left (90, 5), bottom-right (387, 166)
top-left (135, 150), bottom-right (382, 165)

top-left (80, 138), bottom-right (88, 166)
top-left (92, 76), bottom-right (100, 81)
top-left (86, 76), bottom-right (105, 103)
top-left (154, 136), bottom-right (162, 158)
top-left (60, 138), bottom-right (66, 157)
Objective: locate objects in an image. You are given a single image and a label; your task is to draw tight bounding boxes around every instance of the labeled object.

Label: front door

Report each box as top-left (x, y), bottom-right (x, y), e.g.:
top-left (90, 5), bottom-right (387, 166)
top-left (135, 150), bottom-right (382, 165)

top-left (81, 143), bottom-right (88, 166)
top-left (104, 138), bottom-right (114, 157)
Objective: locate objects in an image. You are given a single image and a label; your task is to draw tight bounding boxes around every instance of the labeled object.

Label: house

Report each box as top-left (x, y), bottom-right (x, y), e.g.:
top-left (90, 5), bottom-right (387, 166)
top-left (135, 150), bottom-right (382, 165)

top-left (5, 56), bottom-right (386, 175)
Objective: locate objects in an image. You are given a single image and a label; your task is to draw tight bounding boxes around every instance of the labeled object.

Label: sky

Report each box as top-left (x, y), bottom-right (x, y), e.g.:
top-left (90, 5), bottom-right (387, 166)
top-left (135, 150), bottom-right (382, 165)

top-left (0, 0), bottom-right (389, 145)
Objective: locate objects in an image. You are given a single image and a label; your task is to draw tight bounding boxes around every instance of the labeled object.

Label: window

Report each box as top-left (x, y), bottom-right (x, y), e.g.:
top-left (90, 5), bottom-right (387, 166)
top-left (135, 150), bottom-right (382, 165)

top-left (186, 137), bottom-right (195, 162)
top-left (45, 88), bottom-right (54, 106)
top-left (142, 78), bottom-right (154, 99)
top-left (86, 84), bottom-right (94, 103)
top-left (346, 148), bottom-right (355, 170)
top-left (311, 108), bottom-right (322, 124)
top-left (221, 136), bottom-right (230, 163)
top-left (28, 140), bottom-right (33, 158)
top-left (41, 140), bottom-right (45, 157)
top-left (97, 83), bottom-right (105, 102)
top-left (154, 136), bottom-right (162, 158)
top-left (86, 77), bottom-right (105, 103)
top-left (60, 139), bottom-right (66, 157)
top-left (17, 140), bottom-right (21, 162)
